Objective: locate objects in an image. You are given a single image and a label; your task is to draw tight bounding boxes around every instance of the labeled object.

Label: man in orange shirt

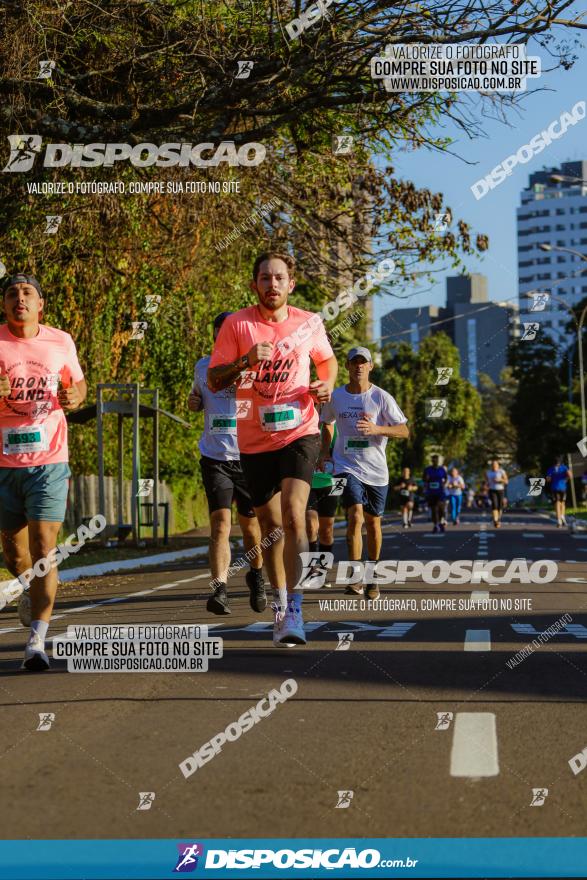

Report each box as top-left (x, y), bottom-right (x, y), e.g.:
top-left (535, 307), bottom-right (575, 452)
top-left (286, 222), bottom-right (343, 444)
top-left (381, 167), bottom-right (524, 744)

top-left (208, 252), bottom-right (338, 646)
top-left (0, 274), bottom-right (86, 671)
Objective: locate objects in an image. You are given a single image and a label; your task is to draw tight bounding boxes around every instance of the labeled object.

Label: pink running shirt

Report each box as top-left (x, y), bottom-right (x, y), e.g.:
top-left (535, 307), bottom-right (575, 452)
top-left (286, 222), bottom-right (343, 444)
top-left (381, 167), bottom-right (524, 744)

top-left (0, 324), bottom-right (84, 467)
top-left (208, 305), bottom-right (334, 453)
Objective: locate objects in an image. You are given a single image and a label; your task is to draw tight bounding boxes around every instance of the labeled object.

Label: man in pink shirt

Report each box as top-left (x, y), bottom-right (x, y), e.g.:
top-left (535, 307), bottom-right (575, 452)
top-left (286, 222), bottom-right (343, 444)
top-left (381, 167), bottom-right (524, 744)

top-left (208, 252), bottom-right (338, 646)
top-left (0, 274), bottom-right (86, 671)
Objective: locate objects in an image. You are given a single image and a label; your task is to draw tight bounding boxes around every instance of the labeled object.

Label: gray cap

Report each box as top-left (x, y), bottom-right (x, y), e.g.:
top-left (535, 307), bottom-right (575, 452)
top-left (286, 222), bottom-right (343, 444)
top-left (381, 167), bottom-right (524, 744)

top-left (347, 346), bottom-right (372, 363)
top-left (3, 273), bottom-right (42, 296)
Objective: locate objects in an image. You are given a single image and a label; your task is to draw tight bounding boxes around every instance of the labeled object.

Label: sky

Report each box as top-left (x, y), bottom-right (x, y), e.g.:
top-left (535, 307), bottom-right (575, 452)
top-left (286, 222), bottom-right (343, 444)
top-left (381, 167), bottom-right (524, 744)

top-left (372, 37), bottom-right (587, 338)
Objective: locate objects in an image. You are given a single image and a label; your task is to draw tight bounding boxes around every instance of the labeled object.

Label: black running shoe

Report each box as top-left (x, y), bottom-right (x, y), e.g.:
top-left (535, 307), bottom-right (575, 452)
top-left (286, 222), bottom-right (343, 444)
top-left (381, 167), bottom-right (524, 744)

top-left (206, 584), bottom-right (231, 615)
top-left (245, 567), bottom-right (267, 613)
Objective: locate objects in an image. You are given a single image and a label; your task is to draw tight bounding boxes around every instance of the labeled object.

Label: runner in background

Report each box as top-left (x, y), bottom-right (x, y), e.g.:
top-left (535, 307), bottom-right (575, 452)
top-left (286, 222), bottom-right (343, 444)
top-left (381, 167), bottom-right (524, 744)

top-left (486, 459), bottom-right (508, 528)
top-left (546, 456), bottom-right (571, 528)
top-left (0, 274), bottom-right (86, 671)
top-left (208, 252), bottom-right (337, 646)
top-left (189, 311), bottom-right (266, 616)
top-left (319, 347), bottom-right (409, 600)
top-left (394, 467), bottom-right (418, 528)
top-left (423, 454), bottom-right (448, 533)
top-left (446, 466), bottom-right (465, 525)
top-left (304, 421), bottom-right (339, 589)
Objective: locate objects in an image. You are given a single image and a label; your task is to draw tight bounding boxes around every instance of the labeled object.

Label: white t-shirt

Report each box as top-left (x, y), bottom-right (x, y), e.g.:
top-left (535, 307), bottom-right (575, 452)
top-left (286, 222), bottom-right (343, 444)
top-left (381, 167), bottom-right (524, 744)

top-left (320, 384), bottom-right (407, 487)
top-left (487, 468), bottom-right (507, 491)
top-left (447, 475), bottom-right (465, 496)
top-left (192, 356), bottom-right (240, 461)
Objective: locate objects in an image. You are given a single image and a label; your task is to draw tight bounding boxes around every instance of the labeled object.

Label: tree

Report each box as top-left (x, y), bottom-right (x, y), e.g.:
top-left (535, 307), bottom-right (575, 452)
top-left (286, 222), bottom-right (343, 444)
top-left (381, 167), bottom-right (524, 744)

top-left (373, 333), bottom-right (482, 477)
top-left (464, 369), bottom-right (518, 473)
top-left (509, 334), bottom-right (578, 471)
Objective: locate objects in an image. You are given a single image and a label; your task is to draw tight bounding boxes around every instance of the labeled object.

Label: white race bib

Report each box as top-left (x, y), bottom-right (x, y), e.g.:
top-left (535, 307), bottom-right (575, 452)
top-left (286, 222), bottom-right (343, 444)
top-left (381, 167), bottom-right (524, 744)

top-left (259, 403), bottom-right (302, 432)
top-left (3, 425), bottom-right (48, 455)
top-left (209, 414), bottom-right (237, 435)
top-left (344, 437), bottom-right (370, 454)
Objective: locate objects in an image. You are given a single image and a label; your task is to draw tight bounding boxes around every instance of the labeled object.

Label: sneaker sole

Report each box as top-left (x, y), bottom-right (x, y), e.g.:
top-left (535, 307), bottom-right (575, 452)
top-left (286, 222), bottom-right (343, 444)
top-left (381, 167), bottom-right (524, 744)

top-left (206, 598), bottom-right (231, 615)
top-left (273, 640), bottom-right (298, 648)
top-left (22, 654), bottom-right (50, 672)
top-left (276, 633), bottom-right (306, 645)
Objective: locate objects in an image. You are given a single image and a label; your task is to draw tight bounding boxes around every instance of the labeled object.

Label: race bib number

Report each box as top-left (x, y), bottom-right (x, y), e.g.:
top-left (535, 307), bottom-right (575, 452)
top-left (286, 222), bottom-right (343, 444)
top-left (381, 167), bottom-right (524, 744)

top-left (209, 414), bottom-right (237, 435)
top-left (344, 437), bottom-right (370, 454)
top-left (429, 481), bottom-right (440, 490)
top-left (3, 425), bottom-right (48, 454)
top-left (259, 403), bottom-right (302, 432)
top-left (400, 489), bottom-right (410, 496)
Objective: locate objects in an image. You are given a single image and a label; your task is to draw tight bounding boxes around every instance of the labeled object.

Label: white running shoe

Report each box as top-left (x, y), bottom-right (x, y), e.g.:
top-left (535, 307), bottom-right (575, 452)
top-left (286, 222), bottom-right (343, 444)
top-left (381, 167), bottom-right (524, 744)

top-left (272, 602), bottom-right (306, 647)
top-left (18, 591), bottom-right (32, 627)
top-left (21, 633), bottom-right (50, 672)
top-left (278, 602), bottom-right (306, 646)
top-left (0, 578), bottom-right (24, 612)
top-left (272, 604), bottom-right (295, 648)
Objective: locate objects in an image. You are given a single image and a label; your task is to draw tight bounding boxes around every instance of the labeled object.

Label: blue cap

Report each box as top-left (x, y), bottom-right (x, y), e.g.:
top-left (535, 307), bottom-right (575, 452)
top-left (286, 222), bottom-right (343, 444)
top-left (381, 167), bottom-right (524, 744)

top-left (213, 311), bottom-right (233, 332)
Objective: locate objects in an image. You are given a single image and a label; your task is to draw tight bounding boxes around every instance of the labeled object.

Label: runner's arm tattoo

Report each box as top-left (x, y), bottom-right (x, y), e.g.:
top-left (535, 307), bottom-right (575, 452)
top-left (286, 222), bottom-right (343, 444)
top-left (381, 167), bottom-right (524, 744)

top-left (207, 355), bottom-right (249, 392)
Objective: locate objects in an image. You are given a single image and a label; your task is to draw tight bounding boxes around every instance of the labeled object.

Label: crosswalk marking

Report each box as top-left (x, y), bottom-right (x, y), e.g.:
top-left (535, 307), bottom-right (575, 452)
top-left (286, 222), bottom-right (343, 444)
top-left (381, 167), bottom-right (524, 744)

top-left (376, 623), bottom-right (416, 638)
top-left (470, 591), bottom-right (490, 603)
top-left (464, 629), bottom-right (491, 651)
top-left (511, 623), bottom-right (587, 640)
top-left (450, 712), bottom-right (499, 777)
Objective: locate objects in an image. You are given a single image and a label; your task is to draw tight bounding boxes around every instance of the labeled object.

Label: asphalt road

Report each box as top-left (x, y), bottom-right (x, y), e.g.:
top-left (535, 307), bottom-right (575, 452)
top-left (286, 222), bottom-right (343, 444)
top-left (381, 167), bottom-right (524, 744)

top-left (1, 508), bottom-right (587, 840)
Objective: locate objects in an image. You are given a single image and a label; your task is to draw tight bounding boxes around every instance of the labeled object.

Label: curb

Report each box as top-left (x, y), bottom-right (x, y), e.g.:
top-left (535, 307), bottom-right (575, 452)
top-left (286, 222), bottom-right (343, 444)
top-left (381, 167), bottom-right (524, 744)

top-left (59, 546), bottom-right (209, 582)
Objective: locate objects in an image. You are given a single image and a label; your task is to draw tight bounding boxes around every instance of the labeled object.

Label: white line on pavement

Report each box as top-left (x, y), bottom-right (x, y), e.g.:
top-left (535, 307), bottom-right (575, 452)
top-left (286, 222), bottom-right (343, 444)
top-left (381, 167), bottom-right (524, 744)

top-left (464, 629), bottom-right (491, 652)
top-left (470, 591), bottom-right (490, 604)
top-left (0, 572), bottom-right (212, 638)
top-left (450, 712), bottom-right (499, 777)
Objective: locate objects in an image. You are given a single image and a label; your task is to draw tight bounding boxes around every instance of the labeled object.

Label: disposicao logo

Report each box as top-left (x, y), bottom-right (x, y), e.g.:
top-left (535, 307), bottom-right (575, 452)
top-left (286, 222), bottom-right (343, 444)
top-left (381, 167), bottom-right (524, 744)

top-left (174, 843), bottom-right (204, 873)
top-left (2, 136), bottom-right (266, 172)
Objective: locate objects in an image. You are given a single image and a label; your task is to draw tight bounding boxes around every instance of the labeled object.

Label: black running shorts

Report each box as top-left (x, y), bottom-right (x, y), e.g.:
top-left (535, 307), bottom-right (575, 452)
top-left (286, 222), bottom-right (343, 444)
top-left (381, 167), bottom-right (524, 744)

top-left (553, 489), bottom-right (566, 502)
top-left (200, 456), bottom-right (255, 517)
top-left (307, 486), bottom-right (339, 518)
top-left (240, 434), bottom-right (321, 508)
top-left (489, 489), bottom-right (505, 511)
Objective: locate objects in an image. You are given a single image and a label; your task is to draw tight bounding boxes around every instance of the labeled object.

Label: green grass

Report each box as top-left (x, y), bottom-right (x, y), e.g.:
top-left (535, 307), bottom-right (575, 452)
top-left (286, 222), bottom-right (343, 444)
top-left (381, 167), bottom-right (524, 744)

top-left (0, 534), bottom-right (211, 581)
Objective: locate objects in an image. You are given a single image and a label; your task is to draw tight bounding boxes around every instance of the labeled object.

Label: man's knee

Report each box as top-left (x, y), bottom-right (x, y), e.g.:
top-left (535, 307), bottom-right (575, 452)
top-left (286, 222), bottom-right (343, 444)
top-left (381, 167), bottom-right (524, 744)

top-left (365, 513), bottom-right (381, 532)
top-left (210, 510), bottom-right (232, 540)
top-left (346, 507), bottom-right (363, 530)
top-left (282, 503), bottom-right (306, 534)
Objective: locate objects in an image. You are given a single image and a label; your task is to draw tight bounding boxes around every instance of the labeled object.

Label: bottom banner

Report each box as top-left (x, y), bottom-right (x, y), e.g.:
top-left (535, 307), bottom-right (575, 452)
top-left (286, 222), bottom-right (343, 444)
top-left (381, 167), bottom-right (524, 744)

top-left (0, 838), bottom-right (585, 879)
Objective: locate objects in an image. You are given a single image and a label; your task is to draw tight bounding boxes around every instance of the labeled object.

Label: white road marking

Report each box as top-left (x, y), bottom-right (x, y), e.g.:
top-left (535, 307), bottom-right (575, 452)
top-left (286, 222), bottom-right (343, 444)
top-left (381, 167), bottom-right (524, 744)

top-left (523, 533), bottom-right (544, 538)
top-left (464, 629), bottom-right (491, 651)
top-left (450, 712), bottom-right (499, 777)
top-left (470, 591), bottom-right (490, 603)
top-left (376, 623), bottom-right (416, 638)
top-left (0, 572), bottom-right (212, 637)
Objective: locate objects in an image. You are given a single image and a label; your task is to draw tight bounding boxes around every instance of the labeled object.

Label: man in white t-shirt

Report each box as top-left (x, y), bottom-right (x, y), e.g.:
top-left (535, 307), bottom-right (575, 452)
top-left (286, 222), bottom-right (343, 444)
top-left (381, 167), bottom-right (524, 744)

top-left (189, 312), bottom-right (265, 617)
top-left (486, 459), bottom-right (508, 528)
top-left (318, 347), bottom-right (409, 600)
